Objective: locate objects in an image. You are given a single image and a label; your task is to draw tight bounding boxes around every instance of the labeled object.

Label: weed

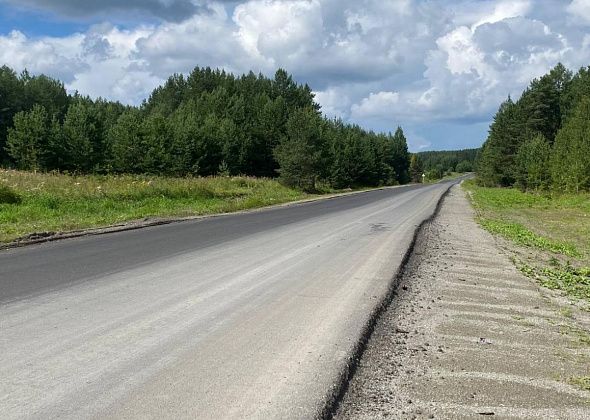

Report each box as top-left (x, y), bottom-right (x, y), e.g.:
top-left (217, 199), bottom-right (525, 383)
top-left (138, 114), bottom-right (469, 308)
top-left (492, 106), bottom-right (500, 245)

top-left (518, 262), bottom-right (590, 303)
top-left (569, 377), bottom-right (590, 391)
top-left (559, 307), bottom-right (573, 318)
top-left (480, 219), bottom-right (580, 257)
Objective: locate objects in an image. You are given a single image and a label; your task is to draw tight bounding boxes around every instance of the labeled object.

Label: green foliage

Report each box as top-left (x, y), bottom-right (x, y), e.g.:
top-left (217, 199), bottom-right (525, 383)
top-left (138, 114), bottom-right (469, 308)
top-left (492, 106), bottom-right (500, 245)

top-left (409, 154), bottom-right (423, 183)
top-left (551, 97), bottom-right (590, 193)
top-left (519, 262), bottom-right (590, 302)
top-left (108, 109), bottom-right (145, 173)
top-left (476, 63), bottom-right (590, 192)
top-left (390, 127), bottom-right (410, 184)
top-left (274, 107), bottom-right (326, 191)
top-left (425, 165), bottom-right (444, 181)
top-left (60, 102), bottom-right (98, 172)
top-left (515, 133), bottom-right (551, 191)
top-left (0, 183), bottom-right (21, 204)
top-left (0, 169), bottom-right (311, 243)
top-left (465, 179), bottom-right (590, 305)
top-left (464, 179), bottom-right (552, 209)
top-left (479, 219), bottom-right (580, 257)
top-left (455, 160), bottom-right (473, 173)
top-left (0, 68), bottom-right (69, 165)
top-left (418, 148), bottom-right (479, 174)
top-left (0, 65), bottom-right (412, 190)
top-left (569, 377), bottom-right (590, 391)
top-left (477, 97), bottom-right (524, 186)
top-left (6, 104), bottom-right (49, 170)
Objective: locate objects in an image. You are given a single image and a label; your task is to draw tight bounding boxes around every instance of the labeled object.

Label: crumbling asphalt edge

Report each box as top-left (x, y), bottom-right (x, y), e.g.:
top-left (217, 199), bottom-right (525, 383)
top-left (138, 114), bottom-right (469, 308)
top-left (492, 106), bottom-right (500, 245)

top-left (316, 181), bottom-right (456, 420)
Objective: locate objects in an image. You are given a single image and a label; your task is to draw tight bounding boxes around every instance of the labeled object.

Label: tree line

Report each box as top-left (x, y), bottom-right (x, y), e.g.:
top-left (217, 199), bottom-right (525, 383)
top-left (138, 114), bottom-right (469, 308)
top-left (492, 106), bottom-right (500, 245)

top-left (477, 63), bottom-right (590, 192)
top-left (0, 65), bottom-right (412, 191)
top-left (416, 148), bottom-right (479, 180)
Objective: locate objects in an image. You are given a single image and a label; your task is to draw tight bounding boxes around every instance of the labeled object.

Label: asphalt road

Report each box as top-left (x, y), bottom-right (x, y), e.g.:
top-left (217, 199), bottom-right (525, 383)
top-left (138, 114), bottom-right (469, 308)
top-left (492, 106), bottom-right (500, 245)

top-left (1, 180), bottom-right (457, 419)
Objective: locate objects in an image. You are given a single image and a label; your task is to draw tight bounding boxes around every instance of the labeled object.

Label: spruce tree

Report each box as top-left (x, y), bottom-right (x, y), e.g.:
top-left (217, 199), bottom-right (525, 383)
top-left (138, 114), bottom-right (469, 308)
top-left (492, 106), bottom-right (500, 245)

top-left (409, 154), bottom-right (424, 183)
top-left (274, 107), bottom-right (326, 191)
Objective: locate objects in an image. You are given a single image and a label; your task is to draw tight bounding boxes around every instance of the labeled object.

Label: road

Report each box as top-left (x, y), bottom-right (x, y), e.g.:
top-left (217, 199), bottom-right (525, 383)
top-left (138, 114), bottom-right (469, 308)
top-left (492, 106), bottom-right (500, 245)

top-left (0, 180), bottom-right (456, 419)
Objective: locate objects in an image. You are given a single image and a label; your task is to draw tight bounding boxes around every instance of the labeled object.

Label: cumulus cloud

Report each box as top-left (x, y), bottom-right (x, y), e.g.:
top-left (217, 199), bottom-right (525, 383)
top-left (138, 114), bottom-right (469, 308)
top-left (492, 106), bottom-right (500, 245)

top-left (351, 91), bottom-right (400, 119)
top-left (568, 0), bottom-right (590, 23)
top-left (348, 2), bottom-right (575, 124)
top-left (0, 0), bottom-right (589, 148)
top-left (0, 30), bottom-right (86, 82)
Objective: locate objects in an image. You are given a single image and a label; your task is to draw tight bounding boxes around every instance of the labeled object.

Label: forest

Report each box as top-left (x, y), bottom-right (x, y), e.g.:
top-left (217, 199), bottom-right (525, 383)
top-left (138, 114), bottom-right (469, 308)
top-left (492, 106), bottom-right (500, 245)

top-left (0, 66), bottom-right (414, 191)
top-left (417, 148), bottom-right (479, 180)
top-left (477, 63), bottom-right (590, 192)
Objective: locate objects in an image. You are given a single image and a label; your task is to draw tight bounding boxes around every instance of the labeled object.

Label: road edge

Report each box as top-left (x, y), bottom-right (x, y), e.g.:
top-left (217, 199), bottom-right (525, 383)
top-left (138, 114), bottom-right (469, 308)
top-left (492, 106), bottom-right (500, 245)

top-left (1, 184), bottom-right (414, 251)
top-left (316, 181), bottom-right (456, 420)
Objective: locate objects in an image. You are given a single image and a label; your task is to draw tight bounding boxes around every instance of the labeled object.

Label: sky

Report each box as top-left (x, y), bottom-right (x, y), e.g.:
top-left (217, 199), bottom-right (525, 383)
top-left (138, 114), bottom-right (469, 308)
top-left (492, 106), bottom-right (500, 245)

top-left (1, 0), bottom-right (589, 151)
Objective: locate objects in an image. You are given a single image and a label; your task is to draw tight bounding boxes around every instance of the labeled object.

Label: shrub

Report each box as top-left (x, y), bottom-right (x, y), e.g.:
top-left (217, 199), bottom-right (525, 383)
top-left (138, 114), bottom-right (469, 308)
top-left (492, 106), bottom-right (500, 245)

top-left (0, 184), bottom-right (21, 204)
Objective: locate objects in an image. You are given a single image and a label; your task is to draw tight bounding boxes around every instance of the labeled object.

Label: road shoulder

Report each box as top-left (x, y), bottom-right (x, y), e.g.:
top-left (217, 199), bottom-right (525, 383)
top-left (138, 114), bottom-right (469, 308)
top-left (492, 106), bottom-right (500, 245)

top-left (335, 185), bottom-right (590, 419)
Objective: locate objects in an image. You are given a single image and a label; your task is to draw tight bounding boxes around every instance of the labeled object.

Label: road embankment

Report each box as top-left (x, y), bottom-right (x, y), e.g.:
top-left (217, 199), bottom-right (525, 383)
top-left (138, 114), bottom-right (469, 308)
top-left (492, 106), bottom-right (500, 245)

top-left (335, 185), bottom-right (590, 419)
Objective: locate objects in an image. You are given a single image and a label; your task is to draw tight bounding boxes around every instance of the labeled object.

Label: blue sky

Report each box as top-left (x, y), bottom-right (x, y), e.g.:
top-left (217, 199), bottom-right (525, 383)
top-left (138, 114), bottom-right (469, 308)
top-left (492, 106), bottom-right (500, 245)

top-left (1, 0), bottom-right (589, 151)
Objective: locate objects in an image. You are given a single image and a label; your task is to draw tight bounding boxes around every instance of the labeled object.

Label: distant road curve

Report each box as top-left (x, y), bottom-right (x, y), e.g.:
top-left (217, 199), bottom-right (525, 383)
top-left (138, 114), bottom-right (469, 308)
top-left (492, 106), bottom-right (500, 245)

top-left (0, 179), bottom-right (459, 419)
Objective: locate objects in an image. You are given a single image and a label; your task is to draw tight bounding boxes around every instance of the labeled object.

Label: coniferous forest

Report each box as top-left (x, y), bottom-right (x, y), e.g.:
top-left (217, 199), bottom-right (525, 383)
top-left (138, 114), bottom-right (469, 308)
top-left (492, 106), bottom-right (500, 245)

top-left (477, 63), bottom-right (590, 192)
top-left (0, 66), bottom-right (413, 191)
top-left (417, 148), bottom-right (479, 180)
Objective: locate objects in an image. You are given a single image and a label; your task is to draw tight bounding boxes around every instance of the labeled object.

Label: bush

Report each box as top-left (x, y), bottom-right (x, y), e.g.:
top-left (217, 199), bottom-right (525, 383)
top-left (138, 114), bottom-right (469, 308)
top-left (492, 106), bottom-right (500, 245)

top-left (456, 160), bottom-right (473, 173)
top-left (0, 184), bottom-right (21, 204)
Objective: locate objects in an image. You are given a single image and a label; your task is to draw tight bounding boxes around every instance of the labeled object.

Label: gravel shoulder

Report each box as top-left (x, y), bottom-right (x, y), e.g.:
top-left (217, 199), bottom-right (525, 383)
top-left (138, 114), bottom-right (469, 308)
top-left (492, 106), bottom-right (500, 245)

top-left (335, 185), bottom-right (590, 419)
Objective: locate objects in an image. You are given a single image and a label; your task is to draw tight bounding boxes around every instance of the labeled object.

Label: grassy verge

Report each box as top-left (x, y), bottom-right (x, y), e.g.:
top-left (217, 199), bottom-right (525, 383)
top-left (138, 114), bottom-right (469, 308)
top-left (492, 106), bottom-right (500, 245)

top-left (0, 169), bottom-right (322, 243)
top-left (463, 179), bottom-right (590, 305)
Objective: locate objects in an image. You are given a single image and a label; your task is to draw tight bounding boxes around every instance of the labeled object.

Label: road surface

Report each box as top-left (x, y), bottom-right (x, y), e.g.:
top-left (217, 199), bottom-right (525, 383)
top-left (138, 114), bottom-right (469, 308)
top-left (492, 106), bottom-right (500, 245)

top-left (0, 180), bottom-right (456, 419)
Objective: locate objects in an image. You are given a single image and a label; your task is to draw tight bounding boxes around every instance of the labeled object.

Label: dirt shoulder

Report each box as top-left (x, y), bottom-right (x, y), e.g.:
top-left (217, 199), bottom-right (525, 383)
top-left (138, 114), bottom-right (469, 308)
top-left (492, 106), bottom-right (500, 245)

top-left (335, 185), bottom-right (590, 419)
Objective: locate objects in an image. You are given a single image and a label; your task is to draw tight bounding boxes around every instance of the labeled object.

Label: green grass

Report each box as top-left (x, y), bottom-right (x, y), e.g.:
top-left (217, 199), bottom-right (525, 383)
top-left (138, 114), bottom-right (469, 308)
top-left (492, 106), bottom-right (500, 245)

top-left (464, 179), bottom-right (590, 258)
top-left (463, 179), bottom-right (590, 304)
top-left (480, 219), bottom-right (581, 257)
top-left (569, 377), bottom-right (590, 391)
top-left (0, 169), bottom-right (318, 243)
top-left (519, 263), bottom-right (590, 302)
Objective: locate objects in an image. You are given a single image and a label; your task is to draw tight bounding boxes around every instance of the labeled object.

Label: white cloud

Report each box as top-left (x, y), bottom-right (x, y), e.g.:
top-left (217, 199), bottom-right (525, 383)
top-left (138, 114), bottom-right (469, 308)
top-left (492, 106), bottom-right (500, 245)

top-left (568, 0), bottom-right (590, 23)
top-left (234, 0), bottom-right (323, 66)
top-left (474, 0), bottom-right (532, 27)
top-left (351, 91), bottom-right (400, 119)
top-left (0, 0), bottom-right (589, 148)
top-left (0, 30), bottom-right (85, 82)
